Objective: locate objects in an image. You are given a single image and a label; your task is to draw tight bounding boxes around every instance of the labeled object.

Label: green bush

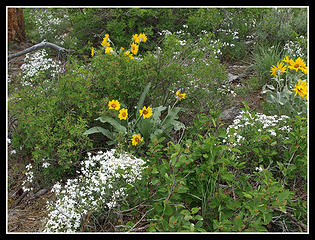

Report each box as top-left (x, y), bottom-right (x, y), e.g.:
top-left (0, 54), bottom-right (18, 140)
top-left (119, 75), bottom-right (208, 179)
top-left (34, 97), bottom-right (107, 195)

top-left (88, 31), bottom-right (227, 121)
top-left (9, 57), bottom-right (110, 186)
top-left (255, 8), bottom-right (307, 47)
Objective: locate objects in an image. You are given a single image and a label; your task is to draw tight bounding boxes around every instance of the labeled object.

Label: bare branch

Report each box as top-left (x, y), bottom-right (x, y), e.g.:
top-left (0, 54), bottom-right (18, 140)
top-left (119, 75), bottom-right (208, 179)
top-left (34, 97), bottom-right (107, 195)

top-left (8, 42), bottom-right (74, 60)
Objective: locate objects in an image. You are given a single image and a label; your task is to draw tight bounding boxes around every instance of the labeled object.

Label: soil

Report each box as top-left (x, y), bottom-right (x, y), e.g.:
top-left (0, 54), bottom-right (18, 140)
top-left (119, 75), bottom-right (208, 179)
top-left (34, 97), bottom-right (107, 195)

top-left (6, 41), bottom-right (265, 232)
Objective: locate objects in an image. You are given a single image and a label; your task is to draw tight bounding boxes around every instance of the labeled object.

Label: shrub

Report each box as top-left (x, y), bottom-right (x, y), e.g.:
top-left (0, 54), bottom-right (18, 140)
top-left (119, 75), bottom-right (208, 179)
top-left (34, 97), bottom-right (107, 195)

top-left (23, 8), bottom-right (70, 46)
top-left (9, 56), bottom-right (109, 186)
top-left (222, 105), bottom-right (307, 185)
top-left (88, 31), bottom-right (227, 123)
top-left (44, 149), bottom-right (147, 232)
top-left (255, 8), bottom-right (307, 47)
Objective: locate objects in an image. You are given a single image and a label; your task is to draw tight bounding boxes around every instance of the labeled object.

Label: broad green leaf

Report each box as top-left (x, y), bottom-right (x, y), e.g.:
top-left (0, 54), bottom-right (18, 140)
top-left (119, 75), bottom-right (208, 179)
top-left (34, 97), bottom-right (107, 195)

top-left (173, 120), bottom-right (185, 131)
top-left (277, 190), bottom-right (291, 201)
top-left (95, 116), bottom-right (126, 133)
top-left (139, 118), bottom-right (154, 142)
top-left (83, 126), bottom-right (113, 139)
top-left (152, 106), bottom-right (167, 122)
top-left (136, 82), bottom-right (151, 117)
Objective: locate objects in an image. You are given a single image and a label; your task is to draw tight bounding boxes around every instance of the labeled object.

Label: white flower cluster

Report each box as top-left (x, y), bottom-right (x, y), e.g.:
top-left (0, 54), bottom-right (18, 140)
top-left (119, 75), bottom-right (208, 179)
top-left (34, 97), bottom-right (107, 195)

top-left (157, 28), bottom-right (223, 59)
top-left (20, 49), bottom-right (61, 86)
top-left (44, 149), bottom-right (147, 232)
top-left (223, 110), bottom-right (292, 147)
top-left (283, 38), bottom-right (305, 59)
top-left (22, 164), bottom-right (34, 192)
top-left (31, 9), bottom-right (68, 45)
top-left (217, 28), bottom-right (239, 40)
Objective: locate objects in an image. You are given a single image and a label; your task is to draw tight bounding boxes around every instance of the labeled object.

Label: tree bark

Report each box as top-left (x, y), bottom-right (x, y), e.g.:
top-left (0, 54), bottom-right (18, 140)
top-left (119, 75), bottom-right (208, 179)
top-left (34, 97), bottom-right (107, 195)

top-left (8, 8), bottom-right (26, 43)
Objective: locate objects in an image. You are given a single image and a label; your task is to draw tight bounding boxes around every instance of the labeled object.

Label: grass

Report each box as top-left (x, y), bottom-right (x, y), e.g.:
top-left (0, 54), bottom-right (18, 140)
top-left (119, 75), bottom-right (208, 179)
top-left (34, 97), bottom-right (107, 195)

top-left (250, 43), bottom-right (285, 88)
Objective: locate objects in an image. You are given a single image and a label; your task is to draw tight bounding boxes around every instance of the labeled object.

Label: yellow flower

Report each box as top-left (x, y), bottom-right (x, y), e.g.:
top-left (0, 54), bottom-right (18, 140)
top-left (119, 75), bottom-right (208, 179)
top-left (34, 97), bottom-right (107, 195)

top-left (101, 34), bottom-right (110, 47)
top-left (139, 33), bottom-right (147, 43)
top-left (131, 42), bottom-right (139, 55)
top-left (176, 90), bottom-right (186, 101)
top-left (270, 62), bottom-right (287, 77)
top-left (301, 66), bottom-right (308, 74)
top-left (291, 79), bottom-right (308, 100)
top-left (108, 100), bottom-right (120, 110)
top-left (288, 57), bottom-right (307, 73)
top-left (105, 47), bottom-right (113, 55)
top-left (118, 108), bottom-right (128, 120)
top-left (133, 34), bottom-right (140, 44)
top-left (131, 134), bottom-right (143, 146)
top-left (139, 106), bottom-right (153, 119)
top-left (91, 47), bottom-right (94, 57)
top-left (124, 50), bottom-right (134, 60)
top-left (282, 56), bottom-right (291, 63)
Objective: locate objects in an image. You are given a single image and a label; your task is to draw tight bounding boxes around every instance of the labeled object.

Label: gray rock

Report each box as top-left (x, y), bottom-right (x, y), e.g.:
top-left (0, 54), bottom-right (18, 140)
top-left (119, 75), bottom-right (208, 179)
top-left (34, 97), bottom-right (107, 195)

top-left (220, 106), bottom-right (241, 121)
top-left (227, 73), bottom-right (240, 83)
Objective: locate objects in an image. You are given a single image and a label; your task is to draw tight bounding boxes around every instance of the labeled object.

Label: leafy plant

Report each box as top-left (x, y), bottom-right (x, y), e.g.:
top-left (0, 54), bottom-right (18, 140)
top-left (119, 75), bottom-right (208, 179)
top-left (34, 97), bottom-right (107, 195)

top-left (83, 83), bottom-right (186, 150)
top-left (261, 56), bottom-right (308, 117)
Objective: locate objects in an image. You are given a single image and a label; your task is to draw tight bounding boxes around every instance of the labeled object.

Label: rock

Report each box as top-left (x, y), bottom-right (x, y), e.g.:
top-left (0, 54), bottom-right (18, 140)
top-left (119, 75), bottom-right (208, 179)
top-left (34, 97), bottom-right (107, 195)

top-left (227, 73), bottom-right (240, 83)
top-left (220, 106), bottom-right (241, 121)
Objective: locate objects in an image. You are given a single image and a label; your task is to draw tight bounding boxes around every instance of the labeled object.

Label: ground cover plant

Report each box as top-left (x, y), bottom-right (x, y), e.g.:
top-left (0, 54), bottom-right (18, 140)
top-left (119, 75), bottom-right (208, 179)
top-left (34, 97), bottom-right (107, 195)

top-left (7, 7), bottom-right (308, 233)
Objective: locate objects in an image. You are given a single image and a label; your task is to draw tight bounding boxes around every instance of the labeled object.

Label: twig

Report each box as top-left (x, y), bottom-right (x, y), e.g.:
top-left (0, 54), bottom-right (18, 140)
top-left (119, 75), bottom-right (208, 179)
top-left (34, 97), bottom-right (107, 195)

top-left (127, 208), bottom-right (153, 232)
top-left (10, 191), bottom-right (29, 209)
top-left (274, 208), bottom-right (307, 231)
top-left (8, 42), bottom-right (74, 60)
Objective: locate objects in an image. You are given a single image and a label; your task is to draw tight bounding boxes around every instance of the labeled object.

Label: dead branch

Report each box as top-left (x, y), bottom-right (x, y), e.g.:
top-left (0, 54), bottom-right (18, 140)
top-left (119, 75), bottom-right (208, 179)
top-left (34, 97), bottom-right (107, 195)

top-left (8, 42), bottom-right (74, 60)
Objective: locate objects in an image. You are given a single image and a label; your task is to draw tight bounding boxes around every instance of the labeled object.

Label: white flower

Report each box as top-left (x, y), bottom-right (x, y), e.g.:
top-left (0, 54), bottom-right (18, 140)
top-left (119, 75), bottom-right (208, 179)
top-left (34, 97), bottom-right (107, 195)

top-left (255, 166), bottom-right (264, 172)
top-left (44, 150), bottom-right (147, 232)
top-left (42, 162), bottom-right (51, 168)
top-left (10, 149), bottom-right (16, 154)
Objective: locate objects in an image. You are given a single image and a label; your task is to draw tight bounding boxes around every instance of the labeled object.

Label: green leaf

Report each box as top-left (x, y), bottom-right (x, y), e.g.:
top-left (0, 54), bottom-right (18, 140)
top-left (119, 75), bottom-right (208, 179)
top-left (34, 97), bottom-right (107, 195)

top-left (180, 209), bottom-right (190, 215)
top-left (230, 148), bottom-right (241, 154)
top-left (151, 178), bottom-right (159, 185)
top-left (139, 119), bottom-right (154, 143)
top-left (152, 106), bottom-right (167, 122)
top-left (177, 185), bottom-right (189, 193)
top-left (242, 192), bottom-right (252, 199)
top-left (126, 221), bottom-right (134, 227)
top-left (163, 202), bottom-right (173, 216)
top-left (194, 215), bottom-right (203, 221)
top-left (277, 190), bottom-right (291, 201)
top-left (191, 207), bottom-right (200, 214)
top-left (136, 82), bottom-right (151, 117)
top-left (263, 212), bottom-right (273, 224)
top-left (83, 126), bottom-right (113, 139)
top-left (95, 116), bottom-right (126, 133)
top-left (173, 120), bottom-right (185, 131)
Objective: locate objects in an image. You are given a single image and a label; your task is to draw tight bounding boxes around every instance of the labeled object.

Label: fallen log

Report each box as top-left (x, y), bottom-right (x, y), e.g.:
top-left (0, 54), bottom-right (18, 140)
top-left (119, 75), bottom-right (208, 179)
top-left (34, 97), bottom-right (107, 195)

top-left (8, 41), bottom-right (74, 60)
